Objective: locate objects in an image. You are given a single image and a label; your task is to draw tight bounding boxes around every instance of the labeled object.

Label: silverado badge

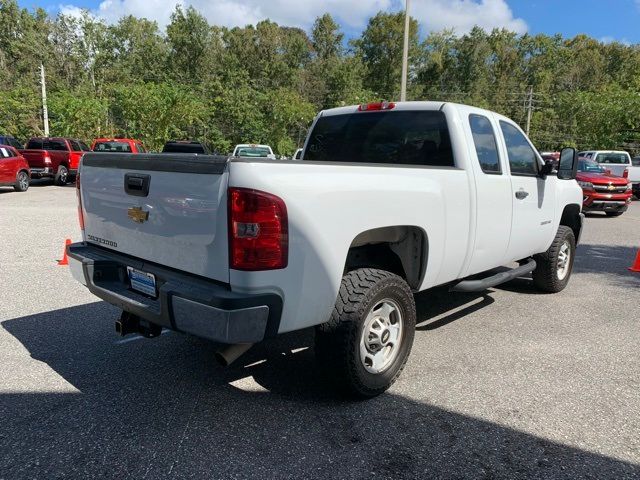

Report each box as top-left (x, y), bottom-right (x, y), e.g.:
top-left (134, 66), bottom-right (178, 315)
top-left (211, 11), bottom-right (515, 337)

top-left (128, 206), bottom-right (149, 223)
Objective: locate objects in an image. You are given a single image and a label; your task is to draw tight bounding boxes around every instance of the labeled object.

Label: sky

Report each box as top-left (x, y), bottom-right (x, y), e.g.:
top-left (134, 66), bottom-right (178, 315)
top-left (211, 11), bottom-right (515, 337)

top-left (17, 0), bottom-right (640, 44)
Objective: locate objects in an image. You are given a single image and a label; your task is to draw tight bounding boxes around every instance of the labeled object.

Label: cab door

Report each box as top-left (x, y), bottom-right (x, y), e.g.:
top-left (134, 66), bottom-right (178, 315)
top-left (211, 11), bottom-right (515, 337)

top-left (498, 120), bottom-right (556, 262)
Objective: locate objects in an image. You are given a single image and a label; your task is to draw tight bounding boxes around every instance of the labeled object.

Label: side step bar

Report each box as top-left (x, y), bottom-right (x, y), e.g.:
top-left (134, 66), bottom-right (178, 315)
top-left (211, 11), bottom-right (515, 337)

top-left (450, 259), bottom-right (537, 293)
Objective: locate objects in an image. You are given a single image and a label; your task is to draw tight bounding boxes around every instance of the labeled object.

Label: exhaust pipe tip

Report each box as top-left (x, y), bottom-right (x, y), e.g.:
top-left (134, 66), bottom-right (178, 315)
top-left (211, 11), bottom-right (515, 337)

top-left (215, 343), bottom-right (254, 367)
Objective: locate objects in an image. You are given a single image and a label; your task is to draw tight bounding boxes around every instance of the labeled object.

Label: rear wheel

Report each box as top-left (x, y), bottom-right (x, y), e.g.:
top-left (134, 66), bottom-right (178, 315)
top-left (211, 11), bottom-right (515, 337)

top-left (315, 268), bottom-right (416, 398)
top-left (55, 165), bottom-right (69, 186)
top-left (14, 171), bottom-right (29, 192)
top-left (532, 226), bottom-right (575, 293)
top-left (605, 211), bottom-right (624, 217)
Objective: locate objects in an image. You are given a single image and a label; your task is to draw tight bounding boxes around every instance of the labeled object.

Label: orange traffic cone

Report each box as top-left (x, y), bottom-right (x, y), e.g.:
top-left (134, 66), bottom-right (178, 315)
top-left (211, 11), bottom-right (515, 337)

top-left (629, 249), bottom-right (640, 273)
top-left (58, 238), bottom-right (71, 266)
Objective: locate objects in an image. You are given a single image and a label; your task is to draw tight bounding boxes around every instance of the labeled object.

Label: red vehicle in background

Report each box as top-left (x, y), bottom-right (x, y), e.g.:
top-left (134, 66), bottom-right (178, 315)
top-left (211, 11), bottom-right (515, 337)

top-left (20, 137), bottom-right (90, 185)
top-left (91, 138), bottom-right (146, 153)
top-left (576, 158), bottom-right (632, 216)
top-left (0, 145), bottom-right (30, 192)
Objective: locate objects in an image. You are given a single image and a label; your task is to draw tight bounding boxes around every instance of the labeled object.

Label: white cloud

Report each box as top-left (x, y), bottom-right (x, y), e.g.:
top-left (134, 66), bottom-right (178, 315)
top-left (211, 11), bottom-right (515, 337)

top-left (412, 0), bottom-right (528, 35)
top-left (58, 0), bottom-right (527, 35)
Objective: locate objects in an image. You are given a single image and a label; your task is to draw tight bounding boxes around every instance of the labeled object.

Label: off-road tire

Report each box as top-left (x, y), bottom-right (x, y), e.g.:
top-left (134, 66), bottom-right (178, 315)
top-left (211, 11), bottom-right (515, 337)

top-left (315, 268), bottom-right (416, 398)
top-left (55, 165), bottom-right (69, 186)
top-left (14, 170), bottom-right (29, 192)
top-left (532, 226), bottom-right (575, 293)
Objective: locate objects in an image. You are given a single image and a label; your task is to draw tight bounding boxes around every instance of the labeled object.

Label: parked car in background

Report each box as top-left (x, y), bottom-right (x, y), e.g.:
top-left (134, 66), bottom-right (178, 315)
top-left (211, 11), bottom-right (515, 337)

top-left (0, 135), bottom-right (23, 149)
top-left (578, 150), bottom-right (632, 177)
top-left (293, 148), bottom-right (303, 160)
top-left (20, 137), bottom-right (90, 185)
top-left (232, 144), bottom-right (275, 159)
top-left (162, 140), bottom-right (210, 154)
top-left (68, 101), bottom-right (584, 397)
top-left (0, 145), bottom-right (30, 192)
top-left (576, 158), bottom-right (632, 216)
top-left (629, 157), bottom-right (640, 198)
top-left (92, 138), bottom-right (146, 153)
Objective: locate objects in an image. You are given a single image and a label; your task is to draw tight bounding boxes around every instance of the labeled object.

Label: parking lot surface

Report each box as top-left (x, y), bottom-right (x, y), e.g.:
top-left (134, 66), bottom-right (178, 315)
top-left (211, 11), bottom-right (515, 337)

top-left (1, 183), bottom-right (639, 479)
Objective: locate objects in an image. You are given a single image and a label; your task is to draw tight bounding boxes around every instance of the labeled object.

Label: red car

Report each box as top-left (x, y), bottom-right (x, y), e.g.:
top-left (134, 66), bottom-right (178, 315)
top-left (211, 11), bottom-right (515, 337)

top-left (20, 137), bottom-right (90, 185)
top-left (0, 144), bottom-right (30, 192)
top-left (577, 158), bottom-right (632, 216)
top-left (91, 138), bottom-right (146, 153)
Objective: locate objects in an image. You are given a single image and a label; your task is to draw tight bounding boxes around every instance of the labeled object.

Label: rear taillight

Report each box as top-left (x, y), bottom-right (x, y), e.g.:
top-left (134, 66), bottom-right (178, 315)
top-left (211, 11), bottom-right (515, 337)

top-left (228, 187), bottom-right (288, 271)
top-left (623, 168), bottom-right (629, 179)
top-left (44, 155), bottom-right (51, 165)
top-left (76, 171), bottom-right (84, 231)
top-left (358, 101), bottom-right (396, 111)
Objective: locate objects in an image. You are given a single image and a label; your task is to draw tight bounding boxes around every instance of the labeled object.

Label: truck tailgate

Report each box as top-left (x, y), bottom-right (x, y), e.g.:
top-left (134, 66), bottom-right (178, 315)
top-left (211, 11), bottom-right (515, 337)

top-left (80, 153), bottom-right (230, 283)
top-left (20, 150), bottom-right (49, 168)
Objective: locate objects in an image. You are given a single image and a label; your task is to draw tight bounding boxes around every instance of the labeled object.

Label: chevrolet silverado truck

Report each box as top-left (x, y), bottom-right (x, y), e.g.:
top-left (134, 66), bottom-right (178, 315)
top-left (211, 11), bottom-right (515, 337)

top-left (576, 158), bottom-right (632, 216)
top-left (67, 101), bottom-right (584, 397)
top-left (20, 137), bottom-right (90, 185)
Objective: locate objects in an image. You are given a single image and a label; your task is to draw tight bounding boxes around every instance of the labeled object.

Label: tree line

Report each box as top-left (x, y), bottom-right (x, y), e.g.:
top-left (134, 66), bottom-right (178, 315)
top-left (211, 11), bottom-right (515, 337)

top-left (1, 0), bottom-right (639, 154)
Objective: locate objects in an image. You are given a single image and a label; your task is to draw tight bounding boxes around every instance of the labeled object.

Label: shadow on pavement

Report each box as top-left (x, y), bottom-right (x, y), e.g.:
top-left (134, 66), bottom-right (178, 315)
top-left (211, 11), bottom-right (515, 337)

top-left (1, 302), bottom-right (638, 479)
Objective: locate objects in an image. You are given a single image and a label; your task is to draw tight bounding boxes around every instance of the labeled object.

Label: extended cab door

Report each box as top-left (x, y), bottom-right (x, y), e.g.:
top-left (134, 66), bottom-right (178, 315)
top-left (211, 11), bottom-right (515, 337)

top-left (461, 110), bottom-right (513, 275)
top-left (498, 120), bottom-right (556, 261)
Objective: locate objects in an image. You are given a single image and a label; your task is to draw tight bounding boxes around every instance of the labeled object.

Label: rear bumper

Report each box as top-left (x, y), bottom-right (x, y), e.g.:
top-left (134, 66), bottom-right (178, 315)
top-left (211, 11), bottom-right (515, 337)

top-left (29, 167), bottom-right (53, 178)
top-left (67, 242), bottom-right (282, 344)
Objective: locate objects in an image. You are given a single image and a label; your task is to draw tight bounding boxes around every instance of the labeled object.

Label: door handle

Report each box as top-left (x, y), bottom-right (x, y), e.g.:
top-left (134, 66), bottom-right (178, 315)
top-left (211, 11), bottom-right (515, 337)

top-left (515, 190), bottom-right (529, 200)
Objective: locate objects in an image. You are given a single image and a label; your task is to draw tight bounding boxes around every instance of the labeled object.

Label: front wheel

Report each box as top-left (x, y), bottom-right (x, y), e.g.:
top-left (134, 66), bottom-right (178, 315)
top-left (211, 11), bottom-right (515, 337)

top-left (532, 226), bottom-right (576, 293)
top-left (315, 268), bottom-right (416, 398)
top-left (14, 171), bottom-right (29, 192)
top-left (55, 165), bottom-right (69, 186)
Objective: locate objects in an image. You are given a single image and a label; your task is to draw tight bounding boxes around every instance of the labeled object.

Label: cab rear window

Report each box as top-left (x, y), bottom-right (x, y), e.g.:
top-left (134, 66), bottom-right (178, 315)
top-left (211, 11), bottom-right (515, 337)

top-left (304, 110), bottom-right (454, 167)
top-left (595, 153), bottom-right (629, 164)
top-left (93, 141), bottom-right (132, 152)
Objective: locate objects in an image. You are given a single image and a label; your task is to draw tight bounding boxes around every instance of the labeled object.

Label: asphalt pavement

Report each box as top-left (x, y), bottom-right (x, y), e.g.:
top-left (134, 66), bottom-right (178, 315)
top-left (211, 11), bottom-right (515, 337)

top-left (1, 182), bottom-right (639, 479)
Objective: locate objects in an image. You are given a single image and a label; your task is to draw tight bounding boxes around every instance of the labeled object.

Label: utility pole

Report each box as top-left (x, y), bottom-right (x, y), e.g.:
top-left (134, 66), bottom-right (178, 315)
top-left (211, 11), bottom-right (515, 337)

top-left (40, 63), bottom-right (49, 137)
top-left (400, 0), bottom-right (410, 102)
top-left (525, 86), bottom-right (533, 136)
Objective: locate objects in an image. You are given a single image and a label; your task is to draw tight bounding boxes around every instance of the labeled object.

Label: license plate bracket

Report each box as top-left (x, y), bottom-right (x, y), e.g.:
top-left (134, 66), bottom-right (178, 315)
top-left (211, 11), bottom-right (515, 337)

top-left (127, 267), bottom-right (157, 297)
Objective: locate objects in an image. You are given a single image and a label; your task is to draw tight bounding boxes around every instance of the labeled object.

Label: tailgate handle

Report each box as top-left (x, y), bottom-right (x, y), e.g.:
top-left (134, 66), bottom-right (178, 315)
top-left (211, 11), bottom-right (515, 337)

top-left (124, 173), bottom-right (150, 197)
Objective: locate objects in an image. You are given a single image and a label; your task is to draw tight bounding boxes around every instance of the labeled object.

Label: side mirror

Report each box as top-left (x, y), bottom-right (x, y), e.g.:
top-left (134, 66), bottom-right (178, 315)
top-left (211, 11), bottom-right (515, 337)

top-left (557, 147), bottom-right (578, 180)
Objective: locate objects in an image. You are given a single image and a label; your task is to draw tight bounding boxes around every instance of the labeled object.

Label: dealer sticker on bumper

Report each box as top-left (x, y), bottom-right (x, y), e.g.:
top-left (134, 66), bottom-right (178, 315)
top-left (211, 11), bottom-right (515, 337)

top-left (127, 267), bottom-right (157, 297)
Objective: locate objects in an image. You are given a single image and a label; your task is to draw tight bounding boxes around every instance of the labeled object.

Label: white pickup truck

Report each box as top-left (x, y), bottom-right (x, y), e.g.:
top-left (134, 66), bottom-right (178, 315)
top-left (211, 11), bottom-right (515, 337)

top-left (68, 101), bottom-right (584, 397)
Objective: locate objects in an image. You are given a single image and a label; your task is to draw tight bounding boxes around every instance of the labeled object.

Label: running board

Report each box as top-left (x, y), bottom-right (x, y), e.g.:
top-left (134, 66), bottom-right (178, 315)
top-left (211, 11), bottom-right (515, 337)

top-left (450, 259), bottom-right (537, 293)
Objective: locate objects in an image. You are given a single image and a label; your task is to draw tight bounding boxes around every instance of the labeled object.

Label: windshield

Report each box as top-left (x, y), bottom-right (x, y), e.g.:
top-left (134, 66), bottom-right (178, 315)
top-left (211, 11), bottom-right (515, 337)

top-left (304, 110), bottom-right (454, 166)
top-left (93, 141), bottom-right (132, 153)
top-left (236, 147), bottom-right (271, 157)
top-left (578, 159), bottom-right (605, 173)
top-left (595, 152), bottom-right (629, 164)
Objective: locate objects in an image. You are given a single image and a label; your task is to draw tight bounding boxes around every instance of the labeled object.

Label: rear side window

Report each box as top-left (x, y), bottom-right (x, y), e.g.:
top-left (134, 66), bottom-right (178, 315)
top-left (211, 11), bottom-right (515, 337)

top-left (305, 110), bottom-right (454, 167)
top-left (499, 121), bottom-right (539, 175)
top-left (70, 140), bottom-right (82, 151)
top-left (632, 157), bottom-right (640, 167)
top-left (0, 147), bottom-right (13, 158)
top-left (136, 142), bottom-right (146, 153)
top-left (469, 114), bottom-right (501, 174)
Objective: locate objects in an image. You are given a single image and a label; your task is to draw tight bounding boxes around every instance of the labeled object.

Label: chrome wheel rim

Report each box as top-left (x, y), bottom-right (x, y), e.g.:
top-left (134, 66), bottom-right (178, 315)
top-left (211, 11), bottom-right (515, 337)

top-left (557, 241), bottom-right (571, 280)
top-left (59, 168), bottom-right (67, 183)
top-left (18, 173), bottom-right (28, 190)
top-left (359, 299), bottom-right (403, 374)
